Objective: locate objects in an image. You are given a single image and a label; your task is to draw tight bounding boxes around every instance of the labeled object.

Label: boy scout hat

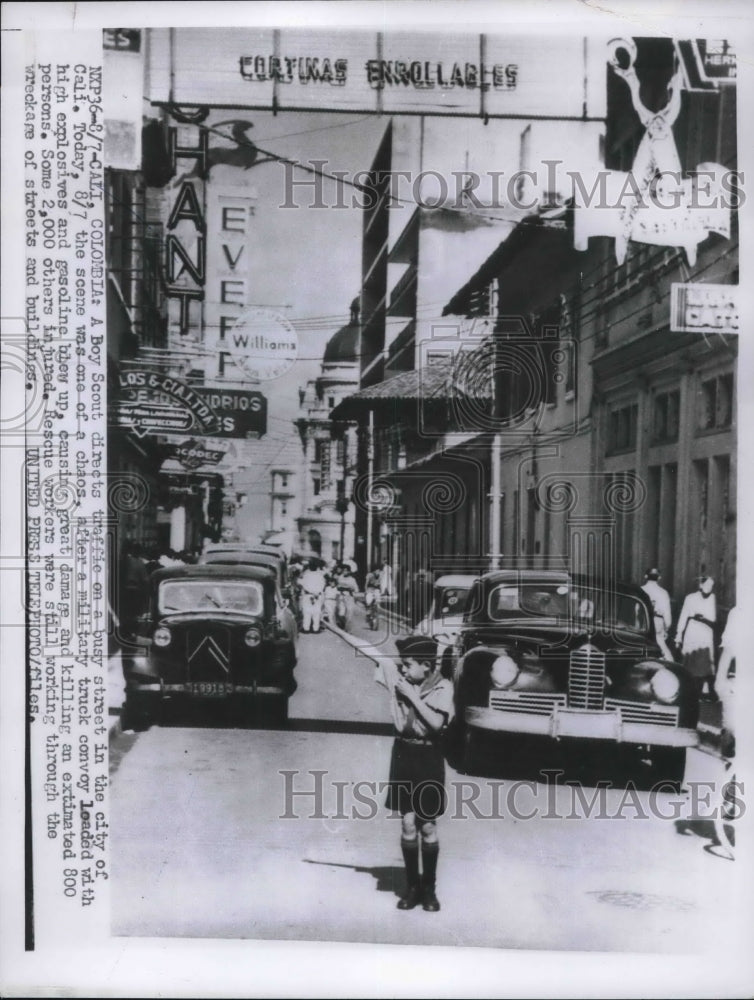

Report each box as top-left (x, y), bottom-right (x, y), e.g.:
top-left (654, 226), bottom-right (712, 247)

top-left (396, 635), bottom-right (438, 663)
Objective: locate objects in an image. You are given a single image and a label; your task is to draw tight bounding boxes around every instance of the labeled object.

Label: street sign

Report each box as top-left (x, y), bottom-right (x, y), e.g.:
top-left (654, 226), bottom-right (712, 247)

top-left (195, 388), bottom-right (267, 437)
top-left (115, 370), bottom-right (222, 437)
top-left (165, 438), bottom-right (228, 470)
top-left (224, 308), bottom-right (298, 382)
top-left (670, 282), bottom-right (739, 334)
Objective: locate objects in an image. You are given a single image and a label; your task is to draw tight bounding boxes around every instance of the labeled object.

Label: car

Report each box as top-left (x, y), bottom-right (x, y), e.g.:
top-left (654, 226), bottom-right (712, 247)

top-left (122, 564), bottom-right (297, 729)
top-left (415, 574), bottom-right (478, 670)
top-left (452, 570), bottom-right (700, 783)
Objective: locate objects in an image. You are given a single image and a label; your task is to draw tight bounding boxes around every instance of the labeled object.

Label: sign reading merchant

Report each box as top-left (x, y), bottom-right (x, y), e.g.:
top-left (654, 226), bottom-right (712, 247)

top-left (146, 29), bottom-right (607, 120)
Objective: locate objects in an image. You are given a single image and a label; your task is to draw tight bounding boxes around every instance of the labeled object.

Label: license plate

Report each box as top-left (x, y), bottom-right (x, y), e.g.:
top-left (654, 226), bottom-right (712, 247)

top-left (188, 682), bottom-right (233, 697)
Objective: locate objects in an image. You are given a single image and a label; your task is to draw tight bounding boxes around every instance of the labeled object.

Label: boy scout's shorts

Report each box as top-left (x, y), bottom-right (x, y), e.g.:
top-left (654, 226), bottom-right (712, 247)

top-left (386, 738), bottom-right (446, 821)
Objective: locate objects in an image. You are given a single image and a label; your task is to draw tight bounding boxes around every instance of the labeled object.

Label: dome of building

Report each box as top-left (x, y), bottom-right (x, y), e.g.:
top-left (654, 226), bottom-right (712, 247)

top-left (323, 299), bottom-right (360, 365)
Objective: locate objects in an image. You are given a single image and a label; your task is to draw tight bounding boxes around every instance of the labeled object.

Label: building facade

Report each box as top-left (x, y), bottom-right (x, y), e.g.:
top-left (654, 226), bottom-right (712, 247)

top-left (295, 302), bottom-right (360, 563)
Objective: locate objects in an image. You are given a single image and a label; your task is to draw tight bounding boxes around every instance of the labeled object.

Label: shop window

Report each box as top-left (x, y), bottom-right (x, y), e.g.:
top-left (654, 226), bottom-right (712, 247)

top-left (607, 403), bottom-right (638, 455)
top-left (653, 390), bottom-right (680, 443)
top-left (698, 373), bottom-right (734, 431)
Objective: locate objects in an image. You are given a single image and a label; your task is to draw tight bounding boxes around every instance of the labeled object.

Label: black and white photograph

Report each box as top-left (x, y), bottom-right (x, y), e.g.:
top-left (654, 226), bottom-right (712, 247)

top-left (2, 2), bottom-right (754, 996)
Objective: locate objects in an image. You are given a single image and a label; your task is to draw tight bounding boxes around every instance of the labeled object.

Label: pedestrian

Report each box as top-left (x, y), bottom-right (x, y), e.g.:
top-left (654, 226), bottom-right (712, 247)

top-left (673, 576), bottom-right (717, 699)
top-left (641, 567), bottom-right (673, 659)
top-left (322, 574), bottom-right (338, 624)
top-left (716, 605), bottom-right (739, 758)
top-left (299, 559), bottom-right (326, 633)
top-left (335, 564), bottom-right (358, 630)
top-left (379, 560), bottom-right (394, 598)
top-left (376, 635), bottom-right (454, 912)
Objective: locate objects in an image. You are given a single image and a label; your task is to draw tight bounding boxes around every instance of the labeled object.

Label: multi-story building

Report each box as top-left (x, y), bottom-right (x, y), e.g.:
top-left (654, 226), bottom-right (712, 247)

top-left (295, 301), bottom-right (360, 563)
top-left (337, 36), bottom-right (738, 624)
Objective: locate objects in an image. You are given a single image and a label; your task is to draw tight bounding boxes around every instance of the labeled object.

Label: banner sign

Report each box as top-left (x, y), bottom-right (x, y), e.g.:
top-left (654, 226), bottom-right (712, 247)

top-left (195, 388), bottom-right (268, 437)
top-left (165, 438), bottom-right (227, 470)
top-left (114, 370), bottom-right (221, 438)
top-left (146, 29), bottom-right (608, 120)
top-left (670, 282), bottom-right (739, 334)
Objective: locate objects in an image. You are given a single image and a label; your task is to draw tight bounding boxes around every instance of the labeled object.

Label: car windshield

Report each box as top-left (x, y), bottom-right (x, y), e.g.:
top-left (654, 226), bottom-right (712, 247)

top-left (487, 582), bottom-right (650, 633)
top-left (159, 579), bottom-right (264, 615)
top-left (433, 586), bottom-right (470, 619)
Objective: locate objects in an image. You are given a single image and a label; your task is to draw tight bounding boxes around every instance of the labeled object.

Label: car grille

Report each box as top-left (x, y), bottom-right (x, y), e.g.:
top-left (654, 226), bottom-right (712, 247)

top-left (604, 698), bottom-right (679, 727)
top-left (568, 644), bottom-right (605, 710)
top-left (489, 691), bottom-right (567, 715)
top-left (185, 627), bottom-right (232, 682)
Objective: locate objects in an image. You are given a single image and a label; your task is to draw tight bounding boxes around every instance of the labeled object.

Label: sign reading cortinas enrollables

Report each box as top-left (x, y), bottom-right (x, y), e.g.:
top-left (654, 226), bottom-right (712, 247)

top-left (225, 307), bottom-right (298, 381)
top-left (670, 283), bottom-right (739, 334)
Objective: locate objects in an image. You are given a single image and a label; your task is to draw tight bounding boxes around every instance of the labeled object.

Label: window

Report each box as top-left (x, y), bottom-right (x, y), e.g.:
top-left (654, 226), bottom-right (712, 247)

top-left (312, 477), bottom-right (321, 496)
top-left (607, 403), bottom-right (638, 454)
top-left (698, 373), bottom-right (734, 431)
top-left (426, 350), bottom-right (452, 366)
top-left (314, 439), bottom-right (328, 465)
top-left (281, 503), bottom-right (287, 516)
top-left (653, 390), bottom-right (680, 443)
top-left (281, 476), bottom-right (288, 489)
top-left (328, 396), bottom-right (335, 409)
top-left (335, 439), bottom-right (346, 465)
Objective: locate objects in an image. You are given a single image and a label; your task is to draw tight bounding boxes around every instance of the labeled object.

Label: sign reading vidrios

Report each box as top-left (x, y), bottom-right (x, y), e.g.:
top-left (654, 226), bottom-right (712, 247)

top-left (224, 307), bottom-right (298, 381)
top-left (195, 388), bottom-right (267, 437)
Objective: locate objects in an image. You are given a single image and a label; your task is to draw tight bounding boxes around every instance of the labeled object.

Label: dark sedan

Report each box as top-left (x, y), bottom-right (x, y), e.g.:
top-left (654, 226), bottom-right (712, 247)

top-left (123, 564), bottom-right (297, 729)
top-left (453, 571), bottom-right (699, 783)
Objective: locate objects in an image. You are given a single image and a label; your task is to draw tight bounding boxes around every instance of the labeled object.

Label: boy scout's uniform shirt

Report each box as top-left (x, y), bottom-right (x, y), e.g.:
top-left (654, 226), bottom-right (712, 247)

top-left (376, 660), bottom-right (454, 739)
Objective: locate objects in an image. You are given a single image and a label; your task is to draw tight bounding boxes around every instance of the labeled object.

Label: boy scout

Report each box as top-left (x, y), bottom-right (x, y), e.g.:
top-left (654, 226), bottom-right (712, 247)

top-left (376, 634), bottom-right (454, 912)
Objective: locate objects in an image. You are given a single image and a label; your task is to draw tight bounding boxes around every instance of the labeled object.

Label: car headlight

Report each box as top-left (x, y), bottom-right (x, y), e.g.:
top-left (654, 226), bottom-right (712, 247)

top-left (650, 667), bottom-right (680, 703)
top-left (153, 626), bottom-right (171, 648)
top-left (244, 627), bottom-right (262, 648)
top-left (490, 654), bottom-right (520, 689)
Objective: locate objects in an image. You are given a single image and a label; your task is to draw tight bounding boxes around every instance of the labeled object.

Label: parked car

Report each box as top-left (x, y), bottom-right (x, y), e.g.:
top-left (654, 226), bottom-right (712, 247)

top-left (123, 564), bottom-right (297, 729)
top-left (452, 570), bottom-right (699, 783)
top-left (415, 574), bottom-right (478, 671)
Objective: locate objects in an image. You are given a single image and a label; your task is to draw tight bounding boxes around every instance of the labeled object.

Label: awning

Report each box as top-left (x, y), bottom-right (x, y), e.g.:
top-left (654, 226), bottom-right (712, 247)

top-left (331, 353), bottom-right (493, 421)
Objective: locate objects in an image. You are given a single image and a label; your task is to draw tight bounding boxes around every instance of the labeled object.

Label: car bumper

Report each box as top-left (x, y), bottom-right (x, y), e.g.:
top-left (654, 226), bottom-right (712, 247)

top-left (465, 705), bottom-right (699, 747)
top-left (129, 682), bottom-right (291, 698)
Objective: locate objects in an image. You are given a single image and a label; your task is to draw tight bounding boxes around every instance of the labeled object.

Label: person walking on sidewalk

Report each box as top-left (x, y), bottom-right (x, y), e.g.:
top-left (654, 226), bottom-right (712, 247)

top-left (673, 576), bottom-right (717, 699)
top-left (641, 567), bottom-right (673, 660)
top-left (376, 635), bottom-right (454, 913)
top-left (299, 560), bottom-right (326, 633)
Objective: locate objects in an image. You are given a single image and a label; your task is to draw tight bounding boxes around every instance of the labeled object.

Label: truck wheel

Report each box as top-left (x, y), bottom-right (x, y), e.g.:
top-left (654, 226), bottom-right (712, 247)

top-left (650, 747), bottom-right (686, 791)
top-left (462, 728), bottom-right (488, 776)
top-left (122, 694), bottom-right (155, 732)
top-left (267, 695), bottom-right (289, 727)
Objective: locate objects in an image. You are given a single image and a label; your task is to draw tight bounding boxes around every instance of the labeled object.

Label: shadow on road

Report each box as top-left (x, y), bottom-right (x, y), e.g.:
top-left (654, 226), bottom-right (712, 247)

top-left (303, 859), bottom-right (405, 897)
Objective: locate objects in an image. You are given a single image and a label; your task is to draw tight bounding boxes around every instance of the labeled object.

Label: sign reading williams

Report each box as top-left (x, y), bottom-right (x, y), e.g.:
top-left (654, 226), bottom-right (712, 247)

top-left (225, 308), bottom-right (298, 382)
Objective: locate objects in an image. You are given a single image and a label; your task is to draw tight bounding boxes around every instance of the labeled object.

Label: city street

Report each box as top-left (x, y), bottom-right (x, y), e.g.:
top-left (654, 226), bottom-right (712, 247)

top-left (110, 606), bottom-right (739, 952)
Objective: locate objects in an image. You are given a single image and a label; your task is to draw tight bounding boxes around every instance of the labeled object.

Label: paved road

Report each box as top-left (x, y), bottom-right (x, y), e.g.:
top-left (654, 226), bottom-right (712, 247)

top-left (110, 604), bottom-right (740, 951)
